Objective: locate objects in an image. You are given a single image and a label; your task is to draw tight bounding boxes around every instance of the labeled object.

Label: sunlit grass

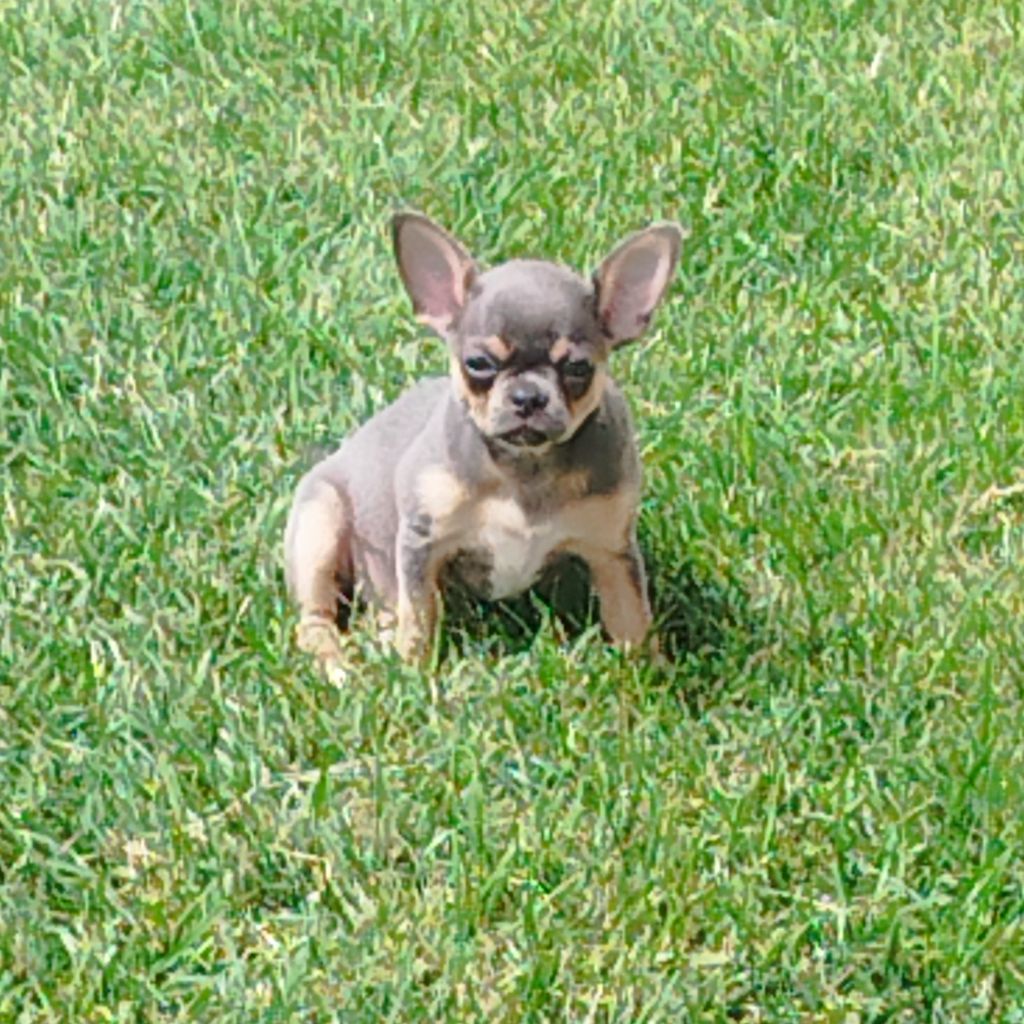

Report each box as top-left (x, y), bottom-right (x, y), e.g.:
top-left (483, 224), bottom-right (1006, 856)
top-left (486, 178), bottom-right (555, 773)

top-left (2, 1), bottom-right (1023, 1020)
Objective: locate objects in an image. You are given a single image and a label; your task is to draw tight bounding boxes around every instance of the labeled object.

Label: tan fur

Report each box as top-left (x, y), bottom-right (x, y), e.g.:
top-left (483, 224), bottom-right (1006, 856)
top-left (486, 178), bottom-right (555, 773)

top-left (549, 336), bottom-right (572, 363)
top-left (557, 488), bottom-right (637, 553)
top-left (396, 591), bottom-right (437, 663)
top-left (484, 334), bottom-right (512, 361)
top-left (585, 550), bottom-right (651, 643)
top-left (559, 489), bottom-right (650, 644)
top-left (295, 614), bottom-right (348, 665)
top-left (449, 355), bottom-right (490, 426)
top-left (558, 469), bottom-right (593, 503)
top-left (560, 366), bottom-right (608, 441)
top-left (417, 465), bottom-right (470, 523)
top-left (284, 478), bottom-right (349, 621)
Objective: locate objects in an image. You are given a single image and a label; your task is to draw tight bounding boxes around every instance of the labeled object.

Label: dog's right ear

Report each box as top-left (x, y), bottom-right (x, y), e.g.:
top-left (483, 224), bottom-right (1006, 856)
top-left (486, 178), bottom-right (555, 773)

top-left (392, 212), bottom-right (478, 338)
top-left (593, 222), bottom-right (684, 346)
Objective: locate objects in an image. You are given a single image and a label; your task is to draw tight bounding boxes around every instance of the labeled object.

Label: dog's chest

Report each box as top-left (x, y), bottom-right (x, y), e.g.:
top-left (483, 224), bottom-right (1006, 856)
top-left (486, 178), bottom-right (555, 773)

top-left (457, 496), bottom-right (567, 600)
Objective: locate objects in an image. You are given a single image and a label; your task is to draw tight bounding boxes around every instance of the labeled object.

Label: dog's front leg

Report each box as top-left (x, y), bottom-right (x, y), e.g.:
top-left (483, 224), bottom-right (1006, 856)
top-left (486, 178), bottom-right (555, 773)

top-left (394, 520), bottom-right (441, 664)
top-left (583, 537), bottom-right (653, 648)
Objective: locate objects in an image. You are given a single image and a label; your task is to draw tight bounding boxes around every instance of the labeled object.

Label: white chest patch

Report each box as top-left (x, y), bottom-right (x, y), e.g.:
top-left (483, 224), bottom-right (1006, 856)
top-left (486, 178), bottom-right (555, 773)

top-left (465, 496), bottom-right (566, 599)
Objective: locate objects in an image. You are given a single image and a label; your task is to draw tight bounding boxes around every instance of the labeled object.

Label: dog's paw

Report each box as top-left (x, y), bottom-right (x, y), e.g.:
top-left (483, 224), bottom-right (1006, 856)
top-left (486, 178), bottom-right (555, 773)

top-left (394, 601), bottom-right (435, 666)
top-left (375, 608), bottom-right (398, 649)
top-left (376, 608), bottom-right (424, 664)
top-left (296, 615), bottom-right (349, 683)
top-left (616, 635), bottom-right (670, 672)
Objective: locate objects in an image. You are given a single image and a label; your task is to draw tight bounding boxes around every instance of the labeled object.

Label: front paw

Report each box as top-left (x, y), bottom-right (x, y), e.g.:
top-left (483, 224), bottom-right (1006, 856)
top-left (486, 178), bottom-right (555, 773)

top-left (296, 614), bottom-right (349, 682)
top-left (395, 601), bottom-right (434, 665)
top-left (395, 619), bottom-right (429, 664)
top-left (612, 631), bottom-right (666, 669)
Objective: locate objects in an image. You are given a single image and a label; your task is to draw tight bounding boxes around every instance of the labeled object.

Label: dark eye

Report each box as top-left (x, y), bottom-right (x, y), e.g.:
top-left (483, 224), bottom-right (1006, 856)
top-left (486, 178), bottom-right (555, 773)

top-left (562, 359), bottom-right (593, 380)
top-left (464, 354), bottom-right (498, 379)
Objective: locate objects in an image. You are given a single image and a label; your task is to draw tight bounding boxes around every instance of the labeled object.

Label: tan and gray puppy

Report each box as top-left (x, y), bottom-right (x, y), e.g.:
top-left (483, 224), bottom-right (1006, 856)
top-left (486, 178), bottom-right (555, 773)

top-left (284, 212), bottom-right (683, 667)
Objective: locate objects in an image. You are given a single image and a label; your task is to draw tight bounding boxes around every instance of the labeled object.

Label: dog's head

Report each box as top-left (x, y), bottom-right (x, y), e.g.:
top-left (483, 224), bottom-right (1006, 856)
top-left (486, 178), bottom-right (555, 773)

top-left (392, 212), bottom-right (684, 451)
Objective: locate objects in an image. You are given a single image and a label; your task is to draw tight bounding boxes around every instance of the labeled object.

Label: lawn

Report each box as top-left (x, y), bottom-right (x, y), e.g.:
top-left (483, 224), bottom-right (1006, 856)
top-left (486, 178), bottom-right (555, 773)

top-left (2, 0), bottom-right (1023, 1020)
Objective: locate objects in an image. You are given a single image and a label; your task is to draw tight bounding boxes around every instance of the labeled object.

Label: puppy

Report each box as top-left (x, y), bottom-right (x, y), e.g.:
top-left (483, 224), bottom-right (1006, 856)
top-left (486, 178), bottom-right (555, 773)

top-left (284, 212), bottom-right (683, 668)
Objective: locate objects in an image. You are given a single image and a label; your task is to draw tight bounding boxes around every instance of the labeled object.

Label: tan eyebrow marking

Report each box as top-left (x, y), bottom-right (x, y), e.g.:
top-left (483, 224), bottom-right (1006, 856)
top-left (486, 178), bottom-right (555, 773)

top-left (483, 335), bottom-right (512, 361)
top-left (549, 336), bottom-right (572, 363)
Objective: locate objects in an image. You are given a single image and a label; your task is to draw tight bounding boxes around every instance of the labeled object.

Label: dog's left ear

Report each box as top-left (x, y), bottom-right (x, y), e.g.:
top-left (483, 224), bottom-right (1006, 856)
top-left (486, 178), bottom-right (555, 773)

top-left (594, 222), bottom-right (685, 345)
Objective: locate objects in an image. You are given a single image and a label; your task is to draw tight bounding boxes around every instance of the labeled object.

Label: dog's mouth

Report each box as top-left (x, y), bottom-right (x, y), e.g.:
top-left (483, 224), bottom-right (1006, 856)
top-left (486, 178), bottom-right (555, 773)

top-left (498, 425), bottom-right (553, 449)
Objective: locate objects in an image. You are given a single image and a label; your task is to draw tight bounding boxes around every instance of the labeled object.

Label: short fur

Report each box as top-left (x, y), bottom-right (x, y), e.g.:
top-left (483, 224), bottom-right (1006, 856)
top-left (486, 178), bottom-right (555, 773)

top-left (284, 212), bottom-right (684, 666)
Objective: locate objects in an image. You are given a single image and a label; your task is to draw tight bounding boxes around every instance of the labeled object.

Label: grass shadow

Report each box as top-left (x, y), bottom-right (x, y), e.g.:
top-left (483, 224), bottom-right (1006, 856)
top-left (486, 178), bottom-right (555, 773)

top-left (437, 550), bottom-right (759, 696)
top-left (646, 554), bottom-right (758, 708)
top-left (436, 556), bottom-right (597, 660)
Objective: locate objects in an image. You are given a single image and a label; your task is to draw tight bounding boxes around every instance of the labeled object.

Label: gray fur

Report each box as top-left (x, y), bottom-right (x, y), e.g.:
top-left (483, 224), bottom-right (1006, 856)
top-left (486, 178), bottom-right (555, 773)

top-left (461, 261), bottom-right (602, 350)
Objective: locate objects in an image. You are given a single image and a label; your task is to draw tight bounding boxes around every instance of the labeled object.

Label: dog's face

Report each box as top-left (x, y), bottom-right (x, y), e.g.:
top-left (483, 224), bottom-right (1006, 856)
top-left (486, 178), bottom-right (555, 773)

top-left (450, 261), bottom-right (609, 449)
top-left (393, 213), bottom-right (683, 451)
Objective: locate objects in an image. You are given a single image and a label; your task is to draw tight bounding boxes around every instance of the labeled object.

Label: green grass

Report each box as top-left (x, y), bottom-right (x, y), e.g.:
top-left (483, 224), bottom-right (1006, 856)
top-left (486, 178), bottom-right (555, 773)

top-left (2, 0), bottom-right (1024, 1020)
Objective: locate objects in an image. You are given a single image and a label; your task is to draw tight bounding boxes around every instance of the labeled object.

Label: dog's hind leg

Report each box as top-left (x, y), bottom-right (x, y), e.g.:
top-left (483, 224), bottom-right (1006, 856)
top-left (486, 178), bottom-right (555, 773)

top-left (284, 468), bottom-right (354, 670)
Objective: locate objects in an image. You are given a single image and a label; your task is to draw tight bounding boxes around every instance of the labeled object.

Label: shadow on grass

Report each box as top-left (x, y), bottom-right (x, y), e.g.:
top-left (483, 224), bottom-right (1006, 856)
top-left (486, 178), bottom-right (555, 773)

top-left (437, 551), bottom-right (759, 697)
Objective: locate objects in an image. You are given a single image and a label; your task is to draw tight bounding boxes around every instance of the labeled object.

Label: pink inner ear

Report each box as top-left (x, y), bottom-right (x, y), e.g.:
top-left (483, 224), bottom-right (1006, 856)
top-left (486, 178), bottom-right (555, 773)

top-left (597, 225), bottom-right (681, 343)
top-left (410, 242), bottom-right (461, 317)
top-left (398, 220), bottom-right (474, 333)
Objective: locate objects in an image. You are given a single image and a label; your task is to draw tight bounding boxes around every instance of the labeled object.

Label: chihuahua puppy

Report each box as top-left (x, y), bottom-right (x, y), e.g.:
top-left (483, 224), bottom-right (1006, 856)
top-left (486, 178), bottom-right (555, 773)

top-left (284, 212), bottom-right (683, 668)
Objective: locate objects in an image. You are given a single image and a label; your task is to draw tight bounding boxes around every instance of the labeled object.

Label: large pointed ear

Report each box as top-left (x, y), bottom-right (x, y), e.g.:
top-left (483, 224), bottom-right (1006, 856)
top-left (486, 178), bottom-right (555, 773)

top-left (392, 212), bottom-right (479, 338)
top-left (593, 222), bottom-right (684, 345)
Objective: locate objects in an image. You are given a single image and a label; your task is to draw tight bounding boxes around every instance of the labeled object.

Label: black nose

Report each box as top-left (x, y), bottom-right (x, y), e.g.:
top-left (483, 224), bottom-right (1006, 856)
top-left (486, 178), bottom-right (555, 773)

top-left (510, 382), bottom-right (549, 416)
